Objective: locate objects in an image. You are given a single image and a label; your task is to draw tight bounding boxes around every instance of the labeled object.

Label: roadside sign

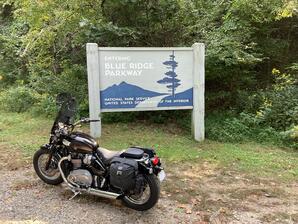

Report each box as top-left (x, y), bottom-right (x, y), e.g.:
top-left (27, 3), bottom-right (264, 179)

top-left (87, 43), bottom-right (205, 141)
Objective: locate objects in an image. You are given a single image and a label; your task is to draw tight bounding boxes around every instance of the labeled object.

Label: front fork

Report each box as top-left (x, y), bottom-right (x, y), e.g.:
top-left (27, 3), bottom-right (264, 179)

top-left (41, 144), bottom-right (61, 170)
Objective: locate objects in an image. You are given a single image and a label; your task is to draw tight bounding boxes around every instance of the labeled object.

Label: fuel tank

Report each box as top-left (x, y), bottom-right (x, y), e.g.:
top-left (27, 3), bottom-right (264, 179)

top-left (69, 132), bottom-right (98, 153)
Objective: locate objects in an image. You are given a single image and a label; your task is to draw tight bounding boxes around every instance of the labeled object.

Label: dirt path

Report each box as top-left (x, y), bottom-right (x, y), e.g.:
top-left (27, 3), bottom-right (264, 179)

top-left (0, 145), bottom-right (201, 224)
top-left (0, 167), bottom-right (202, 224)
top-left (0, 145), bottom-right (297, 224)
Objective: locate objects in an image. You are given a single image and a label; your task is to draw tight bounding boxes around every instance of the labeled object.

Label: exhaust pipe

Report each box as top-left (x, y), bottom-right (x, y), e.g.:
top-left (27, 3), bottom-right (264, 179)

top-left (58, 156), bottom-right (120, 200)
top-left (86, 188), bottom-right (120, 199)
top-left (58, 156), bottom-right (79, 189)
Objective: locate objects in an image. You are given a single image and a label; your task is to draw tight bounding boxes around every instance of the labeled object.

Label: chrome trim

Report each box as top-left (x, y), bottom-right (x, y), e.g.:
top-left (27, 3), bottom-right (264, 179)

top-left (135, 154), bottom-right (150, 162)
top-left (95, 160), bottom-right (105, 170)
top-left (94, 176), bottom-right (98, 188)
top-left (83, 154), bottom-right (92, 165)
top-left (58, 156), bottom-right (120, 200)
top-left (62, 139), bottom-right (71, 146)
top-left (86, 188), bottom-right (119, 200)
top-left (58, 156), bottom-right (78, 189)
top-left (100, 178), bottom-right (106, 188)
top-left (94, 153), bottom-right (106, 171)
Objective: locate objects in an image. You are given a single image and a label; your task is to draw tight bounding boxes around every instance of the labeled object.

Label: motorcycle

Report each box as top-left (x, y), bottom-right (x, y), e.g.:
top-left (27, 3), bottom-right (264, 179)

top-left (33, 93), bottom-right (165, 211)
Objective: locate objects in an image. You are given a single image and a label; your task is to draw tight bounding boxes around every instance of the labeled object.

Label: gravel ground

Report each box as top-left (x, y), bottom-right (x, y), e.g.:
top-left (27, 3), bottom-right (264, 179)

top-left (0, 165), bottom-right (203, 224)
top-left (1, 146), bottom-right (297, 224)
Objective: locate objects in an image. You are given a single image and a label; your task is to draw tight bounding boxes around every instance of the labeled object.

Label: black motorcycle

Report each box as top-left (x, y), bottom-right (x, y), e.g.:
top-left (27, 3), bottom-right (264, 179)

top-left (33, 93), bottom-right (165, 211)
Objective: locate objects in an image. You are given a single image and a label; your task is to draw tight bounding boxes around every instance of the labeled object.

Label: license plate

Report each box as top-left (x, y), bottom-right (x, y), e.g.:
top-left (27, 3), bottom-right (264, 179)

top-left (158, 170), bottom-right (166, 182)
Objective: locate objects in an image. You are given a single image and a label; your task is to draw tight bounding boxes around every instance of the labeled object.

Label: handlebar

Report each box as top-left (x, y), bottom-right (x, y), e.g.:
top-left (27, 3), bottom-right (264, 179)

top-left (53, 118), bottom-right (100, 142)
top-left (73, 118), bottom-right (100, 126)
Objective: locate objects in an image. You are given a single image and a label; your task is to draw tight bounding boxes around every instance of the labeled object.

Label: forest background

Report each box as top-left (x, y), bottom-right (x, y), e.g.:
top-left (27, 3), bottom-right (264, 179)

top-left (0, 0), bottom-right (297, 148)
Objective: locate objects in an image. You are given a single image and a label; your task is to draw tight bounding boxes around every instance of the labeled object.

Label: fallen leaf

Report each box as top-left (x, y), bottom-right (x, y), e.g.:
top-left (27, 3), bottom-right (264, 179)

top-left (177, 204), bottom-right (188, 209)
top-left (186, 209), bottom-right (192, 214)
top-left (191, 198), bottom-right (198, 205)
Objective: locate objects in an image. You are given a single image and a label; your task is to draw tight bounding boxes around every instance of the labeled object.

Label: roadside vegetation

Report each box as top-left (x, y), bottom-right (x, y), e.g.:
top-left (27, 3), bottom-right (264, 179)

top-left (1, 111), bottom-right (297, 182)
top-left (0, 0), bottom-right (297, 149)
top-left (1, 111), bottom-right (298, 222)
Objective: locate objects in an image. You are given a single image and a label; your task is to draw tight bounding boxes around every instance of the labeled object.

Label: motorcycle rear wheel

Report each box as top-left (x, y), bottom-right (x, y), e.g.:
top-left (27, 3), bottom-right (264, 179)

top-left (33, 148), bottom-right (63, 185)
top-left (122, 174), bottom-right (160, 211)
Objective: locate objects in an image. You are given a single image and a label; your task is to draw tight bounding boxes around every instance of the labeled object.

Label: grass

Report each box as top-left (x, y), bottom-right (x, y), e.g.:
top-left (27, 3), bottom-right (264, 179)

top-left (198, 142), bottom-right (298, 180)
top-left (0, 111), bottom-right (297, 182)
top-left (0, 111), bottom-right (50, 157)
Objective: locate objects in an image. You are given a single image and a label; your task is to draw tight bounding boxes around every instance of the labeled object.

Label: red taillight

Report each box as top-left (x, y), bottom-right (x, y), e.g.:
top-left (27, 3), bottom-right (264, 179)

top-left (151, 156), bottom-right (159, 166)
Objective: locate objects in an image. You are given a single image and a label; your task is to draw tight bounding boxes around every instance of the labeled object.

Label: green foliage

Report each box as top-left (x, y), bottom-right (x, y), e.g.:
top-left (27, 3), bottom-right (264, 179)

top-left (0, 86), bottom-right (39, 112)
top-left (281, 125), bottom-right (298, 149)
top-left (2, 111), bottom-right (298, 181)
top-left (207, 68), bottom-right (298, 148)
top-left (0, 86), bottom-right (57, 116)
top-left (206, 112), bottom-right (297, 149)
top-left (206, 113), bottom-right (251, 143)
top-left (30, 94), bottom-right (57, 117)
top-left (0, 0), bottom-right (297, 148)
top-left (102, 112), bottom-right (137, 123)
top-left (252, 69), bottom-right (298, 130)
top-left (102, 110), bottom-right (191, 128)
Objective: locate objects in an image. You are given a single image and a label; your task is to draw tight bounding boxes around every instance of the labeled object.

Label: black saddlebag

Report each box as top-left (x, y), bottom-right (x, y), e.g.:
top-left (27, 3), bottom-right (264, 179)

top-left (110, 157), bottom-right (138, 192)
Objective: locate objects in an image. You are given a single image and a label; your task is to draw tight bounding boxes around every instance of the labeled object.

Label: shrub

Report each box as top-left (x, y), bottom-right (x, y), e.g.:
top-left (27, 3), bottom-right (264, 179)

top-left (206, 114), bottom-right (251, 142)
top-left (254, 69), bottom-right (298, 130)
top-left (102, 112), bottom-right (137, 123)
top-left (281, 126), bottom-right (298, 148)
top-left (0, 86), bottom-right (39, 112)
top-left (30, 94), bottom-right (57, 117)
top-left (206, 112), bottom-right (297, 149)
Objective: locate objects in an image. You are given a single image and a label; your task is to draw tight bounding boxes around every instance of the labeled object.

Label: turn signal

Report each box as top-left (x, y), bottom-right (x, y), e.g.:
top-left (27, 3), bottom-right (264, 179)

top-left (151, 156), bottom-right (159, 166)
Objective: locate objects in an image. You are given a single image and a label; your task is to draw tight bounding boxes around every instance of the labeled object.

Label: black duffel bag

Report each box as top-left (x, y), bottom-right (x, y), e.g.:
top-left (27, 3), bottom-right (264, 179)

top-left (109, 157), bottom-right (138, 192)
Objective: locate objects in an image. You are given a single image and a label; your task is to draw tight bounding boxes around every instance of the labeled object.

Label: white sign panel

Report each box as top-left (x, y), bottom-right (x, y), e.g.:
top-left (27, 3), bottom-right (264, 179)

top-left (98, 49), bottom-right (193, 111)
top-left (86, 44), bottom-right (205, 141)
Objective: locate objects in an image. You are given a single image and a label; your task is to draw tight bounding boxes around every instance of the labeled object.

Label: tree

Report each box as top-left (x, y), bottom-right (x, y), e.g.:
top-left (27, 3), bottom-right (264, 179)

top-left (0, 0), bottom-right (297, 115)
top-left (157, 51), bottom-right (181, 97)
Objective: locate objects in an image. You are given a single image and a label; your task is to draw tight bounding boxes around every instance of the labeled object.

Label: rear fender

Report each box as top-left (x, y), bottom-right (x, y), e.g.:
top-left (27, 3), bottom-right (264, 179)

top-left (138, 163), bottom-right (153, 175)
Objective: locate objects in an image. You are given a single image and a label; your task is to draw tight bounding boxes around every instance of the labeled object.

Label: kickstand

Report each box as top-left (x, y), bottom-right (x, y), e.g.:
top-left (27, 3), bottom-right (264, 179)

top-left (69, 190), bottom-right (81, 201)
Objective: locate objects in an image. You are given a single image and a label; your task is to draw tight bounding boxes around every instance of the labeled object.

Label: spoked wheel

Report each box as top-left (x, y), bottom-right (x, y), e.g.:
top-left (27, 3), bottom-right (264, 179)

top-left (122, 174), bottom-right (160, 211)
top-left (33, 148), bottom-right (63, 185)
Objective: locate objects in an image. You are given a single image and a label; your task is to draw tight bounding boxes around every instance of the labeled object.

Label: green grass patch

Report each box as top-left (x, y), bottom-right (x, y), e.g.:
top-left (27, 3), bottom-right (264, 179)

top-left (99, 122), bottom-right (200, 162)
top-left (0, 111), bottom-right (297, 182)
top-left (197, 142), bottom-right (298, 181)
top-left (0, 111), bottom-right (51, 156)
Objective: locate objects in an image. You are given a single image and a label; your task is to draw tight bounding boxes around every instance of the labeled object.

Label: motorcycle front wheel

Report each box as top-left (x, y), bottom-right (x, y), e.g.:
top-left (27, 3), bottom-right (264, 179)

top-left (33, 148), bottom-right (63, 185)
top-left (122, 174), bottom-right (160, 211)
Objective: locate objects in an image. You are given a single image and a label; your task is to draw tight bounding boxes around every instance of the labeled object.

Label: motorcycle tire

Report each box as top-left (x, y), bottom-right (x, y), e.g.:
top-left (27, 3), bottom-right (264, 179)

top-left (33, 148), bottom-right (63, 185)
top-left (122, 174), bottom-right (160, 211)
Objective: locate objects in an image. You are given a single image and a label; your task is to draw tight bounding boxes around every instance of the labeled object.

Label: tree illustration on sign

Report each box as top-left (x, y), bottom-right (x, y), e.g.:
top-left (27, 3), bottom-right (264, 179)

top-left (157, 51), bottom-right (181, 97)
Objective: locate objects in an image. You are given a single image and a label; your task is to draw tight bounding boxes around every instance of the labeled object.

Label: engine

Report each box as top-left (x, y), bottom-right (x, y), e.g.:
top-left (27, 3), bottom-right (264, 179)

top-left (66, 154), bottom-right (94, 187)
top-left (67, 169), bottom-right (92, 187)
top-left (65, 153), bottom-right (107, 188)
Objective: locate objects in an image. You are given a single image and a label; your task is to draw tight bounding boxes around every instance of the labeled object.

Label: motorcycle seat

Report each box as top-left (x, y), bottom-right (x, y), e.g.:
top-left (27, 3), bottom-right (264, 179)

top-left (97, 147), bottom-right (123, 164)
top-left (121, 147), bottom-right (144, 159)
top-left (97, 147), bottom-right (144, 164)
